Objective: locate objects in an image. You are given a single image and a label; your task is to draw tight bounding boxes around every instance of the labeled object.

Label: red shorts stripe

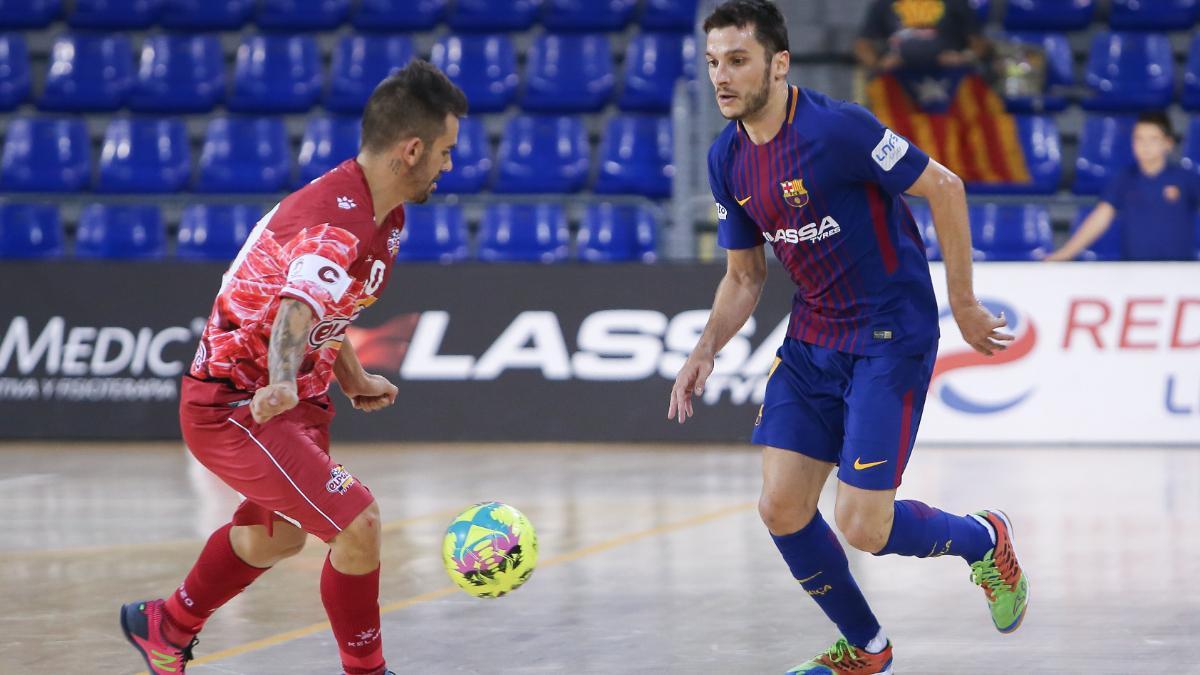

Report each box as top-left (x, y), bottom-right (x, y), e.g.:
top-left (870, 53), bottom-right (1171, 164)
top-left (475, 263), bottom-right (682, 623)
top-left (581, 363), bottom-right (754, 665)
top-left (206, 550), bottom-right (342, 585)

top-left (894, 389), bottom-right (915, 487)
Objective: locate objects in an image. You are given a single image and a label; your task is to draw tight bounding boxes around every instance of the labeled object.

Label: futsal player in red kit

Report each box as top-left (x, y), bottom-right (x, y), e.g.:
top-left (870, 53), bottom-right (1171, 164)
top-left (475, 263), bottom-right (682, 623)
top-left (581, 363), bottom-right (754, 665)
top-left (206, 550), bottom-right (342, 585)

top-left (119, 60), bottom-right (467, 675)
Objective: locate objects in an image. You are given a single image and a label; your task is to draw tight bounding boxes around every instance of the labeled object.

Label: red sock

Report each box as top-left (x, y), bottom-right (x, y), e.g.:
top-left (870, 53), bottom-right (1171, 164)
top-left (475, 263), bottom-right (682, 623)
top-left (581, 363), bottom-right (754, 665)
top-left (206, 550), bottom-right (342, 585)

top-left (162, 522), bottom-right (269, 645)
top-left (321, 553), bottom-right (385, 675)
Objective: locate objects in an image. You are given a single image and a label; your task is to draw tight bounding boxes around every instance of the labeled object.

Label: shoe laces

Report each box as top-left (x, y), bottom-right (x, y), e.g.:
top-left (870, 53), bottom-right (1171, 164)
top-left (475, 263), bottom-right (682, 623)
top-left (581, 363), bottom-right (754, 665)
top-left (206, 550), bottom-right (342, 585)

top-left (821, 638), bottom-right (863, 666)
top-left (970, 552), bottom-right (1012, 601)
top-left (180, 636), bottom-right (198, 662)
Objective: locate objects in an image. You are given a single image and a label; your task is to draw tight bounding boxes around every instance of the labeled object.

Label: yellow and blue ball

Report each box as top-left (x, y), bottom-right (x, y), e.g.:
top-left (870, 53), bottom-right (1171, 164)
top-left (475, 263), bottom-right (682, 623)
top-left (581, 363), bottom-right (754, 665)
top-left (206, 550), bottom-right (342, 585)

top-left (442, 501), bottom-right (537, 598)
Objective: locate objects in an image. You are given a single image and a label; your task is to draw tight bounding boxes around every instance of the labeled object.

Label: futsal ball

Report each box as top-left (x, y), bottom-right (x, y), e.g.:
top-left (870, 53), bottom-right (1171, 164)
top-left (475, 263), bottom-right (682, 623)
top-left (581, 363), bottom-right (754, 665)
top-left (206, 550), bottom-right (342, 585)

top-left (442, 501), bottom-right (538, 598)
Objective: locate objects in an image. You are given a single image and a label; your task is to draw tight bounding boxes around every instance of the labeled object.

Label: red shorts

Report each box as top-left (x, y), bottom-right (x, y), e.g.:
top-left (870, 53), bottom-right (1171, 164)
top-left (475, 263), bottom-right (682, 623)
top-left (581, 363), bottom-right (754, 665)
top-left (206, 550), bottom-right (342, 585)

top-left (179, 376), bottom-right (374, 542)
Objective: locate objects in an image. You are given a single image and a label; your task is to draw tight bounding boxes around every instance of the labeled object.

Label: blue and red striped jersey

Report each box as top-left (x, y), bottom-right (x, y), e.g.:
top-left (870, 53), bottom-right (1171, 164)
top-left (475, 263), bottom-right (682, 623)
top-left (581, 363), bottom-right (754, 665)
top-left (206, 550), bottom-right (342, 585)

top-left (709, 85), bottom-right (939, 356)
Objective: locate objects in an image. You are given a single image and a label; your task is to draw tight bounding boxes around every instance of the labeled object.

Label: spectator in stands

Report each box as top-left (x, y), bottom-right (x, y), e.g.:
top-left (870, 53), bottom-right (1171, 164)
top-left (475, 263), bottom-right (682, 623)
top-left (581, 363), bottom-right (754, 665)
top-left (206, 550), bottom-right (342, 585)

top-left (1048, 112), bottom-right (1200, 261)
top-left (854, 0), bottom-right (989, 74)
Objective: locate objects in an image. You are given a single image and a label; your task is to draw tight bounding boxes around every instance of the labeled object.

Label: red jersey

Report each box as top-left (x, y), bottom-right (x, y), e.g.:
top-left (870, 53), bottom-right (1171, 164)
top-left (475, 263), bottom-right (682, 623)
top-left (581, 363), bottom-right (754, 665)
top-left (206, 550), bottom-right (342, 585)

top-left (190, 159), bottom-right (404, 400)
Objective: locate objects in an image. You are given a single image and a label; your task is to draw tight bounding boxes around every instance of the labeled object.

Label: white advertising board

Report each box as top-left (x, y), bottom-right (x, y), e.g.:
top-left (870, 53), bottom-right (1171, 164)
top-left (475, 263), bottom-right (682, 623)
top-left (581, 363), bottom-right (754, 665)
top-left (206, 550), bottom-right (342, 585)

top-left (921, 262), bottom-right (1200, 444)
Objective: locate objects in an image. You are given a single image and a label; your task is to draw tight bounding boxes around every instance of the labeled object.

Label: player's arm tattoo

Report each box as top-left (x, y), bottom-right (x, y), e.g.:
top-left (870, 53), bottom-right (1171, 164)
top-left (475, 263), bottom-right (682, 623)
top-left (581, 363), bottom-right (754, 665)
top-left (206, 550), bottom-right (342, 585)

top-left (269, 298), bottom-right (314, 385)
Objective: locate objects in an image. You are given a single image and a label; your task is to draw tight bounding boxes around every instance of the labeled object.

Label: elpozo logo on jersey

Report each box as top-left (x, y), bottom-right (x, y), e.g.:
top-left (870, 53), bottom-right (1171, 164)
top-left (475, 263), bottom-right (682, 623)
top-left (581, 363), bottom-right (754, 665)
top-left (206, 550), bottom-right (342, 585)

top-left (931, 298), bottom-right (1037, 414)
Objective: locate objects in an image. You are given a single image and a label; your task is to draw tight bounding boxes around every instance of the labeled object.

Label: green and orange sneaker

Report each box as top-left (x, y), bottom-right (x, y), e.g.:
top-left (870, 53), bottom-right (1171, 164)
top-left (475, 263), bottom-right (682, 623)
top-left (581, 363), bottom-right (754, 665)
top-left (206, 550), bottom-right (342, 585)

top-left (970, 509), bottom-right (1029, 634)
top-left (785, 638), bottom-right (894, 674)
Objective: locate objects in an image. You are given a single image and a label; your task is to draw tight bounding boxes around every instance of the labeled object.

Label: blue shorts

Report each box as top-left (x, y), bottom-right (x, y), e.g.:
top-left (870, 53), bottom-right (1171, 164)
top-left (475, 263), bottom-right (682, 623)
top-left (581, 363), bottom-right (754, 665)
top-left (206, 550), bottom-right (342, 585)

top-left (751, 339), bottom-right (936, 490)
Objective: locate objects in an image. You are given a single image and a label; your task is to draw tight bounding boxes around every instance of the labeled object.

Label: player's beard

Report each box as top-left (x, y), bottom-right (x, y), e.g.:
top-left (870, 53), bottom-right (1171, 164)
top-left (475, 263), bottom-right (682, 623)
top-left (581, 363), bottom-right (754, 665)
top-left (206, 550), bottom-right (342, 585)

top-left (410, 156), bottom-right (441, 204)
top-left (729, 64), bottom-right (772, 121)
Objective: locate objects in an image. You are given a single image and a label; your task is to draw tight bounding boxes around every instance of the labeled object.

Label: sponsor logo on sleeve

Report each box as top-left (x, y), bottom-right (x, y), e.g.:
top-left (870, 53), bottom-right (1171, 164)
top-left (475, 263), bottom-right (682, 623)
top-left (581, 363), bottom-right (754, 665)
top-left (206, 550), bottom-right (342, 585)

top-left (287, 254), bottom-right (352, 301)
top-left (872, 129), bottom-right (909, 172)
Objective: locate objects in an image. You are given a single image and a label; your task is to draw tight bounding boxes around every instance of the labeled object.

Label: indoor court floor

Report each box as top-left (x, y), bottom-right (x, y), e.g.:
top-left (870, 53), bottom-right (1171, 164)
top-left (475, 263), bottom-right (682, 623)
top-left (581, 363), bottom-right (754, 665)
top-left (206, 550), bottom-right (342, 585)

top-left (1, 441), bottom-right (1198, 674)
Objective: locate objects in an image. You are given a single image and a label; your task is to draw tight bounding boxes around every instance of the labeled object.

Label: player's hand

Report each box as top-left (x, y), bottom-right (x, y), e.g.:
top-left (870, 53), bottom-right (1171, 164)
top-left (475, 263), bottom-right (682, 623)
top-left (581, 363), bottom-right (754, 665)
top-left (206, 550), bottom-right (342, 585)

top-left (343, 373), bottom-right (398, 413)
top-left (668, 352), bottom-right (715, 425)
top-left (952, 300), bottom-right (1014, 356)
top-left (251, 382), bottom-right (299, 424)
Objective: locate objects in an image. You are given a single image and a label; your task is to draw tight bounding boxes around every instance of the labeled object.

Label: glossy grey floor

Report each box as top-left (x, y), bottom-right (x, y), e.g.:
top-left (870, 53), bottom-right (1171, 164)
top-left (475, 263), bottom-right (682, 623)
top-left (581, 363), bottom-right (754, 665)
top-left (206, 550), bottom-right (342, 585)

top-left (1, 442), bottom-right (1197, 674)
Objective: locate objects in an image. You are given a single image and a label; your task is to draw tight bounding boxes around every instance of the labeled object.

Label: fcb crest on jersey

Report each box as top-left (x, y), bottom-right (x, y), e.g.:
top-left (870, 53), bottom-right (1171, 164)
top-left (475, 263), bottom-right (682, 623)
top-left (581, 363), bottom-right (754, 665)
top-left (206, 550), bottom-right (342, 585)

top-left (386, 227), bottom-right (402, 257)
top-left (780, 179), bottom-right (809, 208)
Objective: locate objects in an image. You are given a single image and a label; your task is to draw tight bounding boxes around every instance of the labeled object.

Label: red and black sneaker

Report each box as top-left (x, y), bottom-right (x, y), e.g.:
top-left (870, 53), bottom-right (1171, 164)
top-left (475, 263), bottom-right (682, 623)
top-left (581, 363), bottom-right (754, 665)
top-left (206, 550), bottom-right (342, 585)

top-left (119, 599), bottom-right (198, 674)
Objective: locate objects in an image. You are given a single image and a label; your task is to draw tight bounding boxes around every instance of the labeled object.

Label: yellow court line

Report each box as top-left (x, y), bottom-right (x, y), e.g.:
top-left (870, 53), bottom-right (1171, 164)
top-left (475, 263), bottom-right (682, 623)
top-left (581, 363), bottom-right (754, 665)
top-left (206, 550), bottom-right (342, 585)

top-left (155, 500), bottom-right (756, 673)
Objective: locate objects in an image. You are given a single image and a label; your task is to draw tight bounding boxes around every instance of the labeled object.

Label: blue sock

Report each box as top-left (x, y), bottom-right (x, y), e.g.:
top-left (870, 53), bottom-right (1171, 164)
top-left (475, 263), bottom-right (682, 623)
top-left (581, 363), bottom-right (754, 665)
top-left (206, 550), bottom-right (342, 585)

top-left (771, 511), bottom-right (880, 648)
top-left (874, 500), bottom-right (994, 563)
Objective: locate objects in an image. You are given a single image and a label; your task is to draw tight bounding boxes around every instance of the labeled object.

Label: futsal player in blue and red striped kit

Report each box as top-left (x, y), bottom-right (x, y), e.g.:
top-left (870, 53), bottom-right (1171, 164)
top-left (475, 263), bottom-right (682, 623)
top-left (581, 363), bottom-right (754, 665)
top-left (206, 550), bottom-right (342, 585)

top-left (667, 2), bottom-right (1030, 673)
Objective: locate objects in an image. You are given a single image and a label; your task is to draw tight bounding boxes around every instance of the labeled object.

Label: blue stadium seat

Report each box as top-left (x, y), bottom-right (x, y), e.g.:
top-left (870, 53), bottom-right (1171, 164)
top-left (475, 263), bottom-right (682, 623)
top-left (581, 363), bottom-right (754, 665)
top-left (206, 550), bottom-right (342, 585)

top-left (0, 203), bottom-right (63, 259)
top-left (177, 204), bottom-right (258, 261)
top-left (395, 203), bottom-right (469, 262)
top-left (0, 117), bottom-right (90, 192)
top-left (435, 116), bottom-right (491, 193)
top-left (197, 117), bottom-right (292, 192)
top-left (542, 0), bottom-right (636, 30)
top-left (970, 0), bottom-right (990, 23)
top-left (965, 115), bottom-right (1061, 194)
top-left (431, 34), bottom-right (517, 113)
top-left (258, 0), bottom-right (350, 30)
top-left (578, 203), bottom-right (657, 262)
top-left (161, 0), bottom-right (253, 29)
top-left (1184, 35), bottom-right (1200, 111)
top-left (595, 115), bottom-right (673, 198)
top-left (0, 0), bottom-right (62, 28)
top-left (681, 35), bottom-right (698, 81)
top-left (642, 0), bottom-right (698, 30)
top-left (905, 199), bottom-right (940, 261)
top-left (478, 203), bottom-right (569, 263)
top-left (970, 204), bottom-right (1052, 261)
top-left (0, 34), bottom-right (31, 111)
top-left (297, 115), bottom-right (360, 186)
top-left (1083, 32), bottom-right (1174, 112)
top-left (1002, 32), bottom-right (1072, 113)
top-left (494, 115), bottom-right (590, 193)
top-left (1004, 0), bottom-right (1094, 30)
top-left (97, 118), bottom-right (191, 193)
top-left (1073, 114), bottom-right (1136, 195)
top-left (620, 32), bottom-right (686, 111)
top-left (228, 34), bottom-right (321, 113)
top-left (76, 204), bottom-right (165, 259)
top-left (130, 35), bottom-right (225, 113)
top-left (353, 0), bottom-right (445, 30)
top-left (1110, 0), bottom-right (1197, 29)
top-left (327, 35), bottom-right (414, 114)
top-left (1072, 205), bottom-right (1123, 260)
top-left (1182, 117), bottom-right (1200, 172)
top-left (39, 33), bottom-right (133, 111)
top-left (69, 0), bottom-right (160, 28)
top-left (523, 33), bottom-right (614, 112)
top-left (448, 0), bottom-right (539, 31)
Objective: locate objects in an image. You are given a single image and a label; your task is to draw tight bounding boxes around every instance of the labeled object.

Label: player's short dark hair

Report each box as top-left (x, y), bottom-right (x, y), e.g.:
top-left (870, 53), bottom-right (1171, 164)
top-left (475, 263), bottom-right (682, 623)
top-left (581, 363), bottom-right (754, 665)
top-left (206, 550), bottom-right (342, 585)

top-left (361, 59), bottom-right (468, 154)
top-left (702, 0), bottom-right (790, 56)
top-left (1134, 111), bottom-right (1173, 139)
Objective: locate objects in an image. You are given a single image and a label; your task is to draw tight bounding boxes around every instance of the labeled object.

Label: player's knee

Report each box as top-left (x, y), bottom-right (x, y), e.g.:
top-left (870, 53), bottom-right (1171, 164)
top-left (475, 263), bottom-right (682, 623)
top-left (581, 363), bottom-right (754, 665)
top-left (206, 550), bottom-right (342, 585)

top-left (835, 509), bottom-right (888, 553)
top-left (758, 493), bottom-right (817, 536)
top-left (232, 525), bottom-right (305, 567)
top-left (273, 528), bottom-right (307, 559)
top-left (334, 501), bottom-right (382, 561)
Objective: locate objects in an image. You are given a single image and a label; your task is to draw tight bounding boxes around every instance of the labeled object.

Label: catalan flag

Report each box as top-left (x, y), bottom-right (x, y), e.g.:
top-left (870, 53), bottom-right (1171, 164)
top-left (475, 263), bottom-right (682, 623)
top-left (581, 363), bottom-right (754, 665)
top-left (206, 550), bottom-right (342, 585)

top-left (866, 73), bottom-right (1031, 186)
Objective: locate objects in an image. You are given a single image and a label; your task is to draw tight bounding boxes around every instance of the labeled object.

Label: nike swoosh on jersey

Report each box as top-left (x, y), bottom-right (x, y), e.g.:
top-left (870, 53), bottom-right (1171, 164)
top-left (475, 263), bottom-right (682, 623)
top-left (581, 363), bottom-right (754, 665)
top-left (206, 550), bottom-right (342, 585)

top-left (736, 195), bottom-right (752, 206)
top-left (853, 458), bottom-right (888, 470)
